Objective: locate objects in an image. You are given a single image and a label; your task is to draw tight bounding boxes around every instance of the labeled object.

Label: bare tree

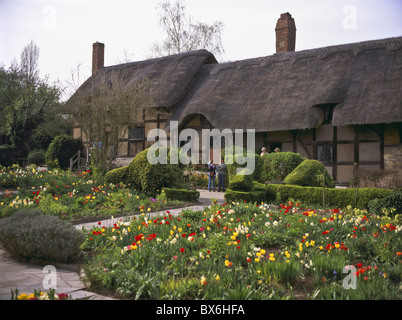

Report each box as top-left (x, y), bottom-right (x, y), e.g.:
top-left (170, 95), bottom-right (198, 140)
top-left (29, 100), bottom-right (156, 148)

top-left (20, 40), bottom-right (40, 81)
top-left (150, 0), bottom-right (224, 59)
top-left (70, 73), bottom-right (152, 174)
top-left (62, 62), bottom-right (85, 102)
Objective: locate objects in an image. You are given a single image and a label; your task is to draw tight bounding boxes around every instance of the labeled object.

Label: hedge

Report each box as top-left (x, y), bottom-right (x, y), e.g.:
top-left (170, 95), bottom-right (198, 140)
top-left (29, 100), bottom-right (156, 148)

top-left (224, 189), bottom-right (267, 204)
top-left (266, 184), bottom-right (392, 209)
top-left (224, 181), bottom-right (393, 209)
top-left (162, 188), bottom-right (200, 203)
top-left (224, 181), bottom-right (271, 204)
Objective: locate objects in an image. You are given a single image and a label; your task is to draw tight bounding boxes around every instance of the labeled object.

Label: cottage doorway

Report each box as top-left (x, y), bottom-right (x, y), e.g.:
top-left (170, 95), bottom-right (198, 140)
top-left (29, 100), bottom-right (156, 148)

top-left (269, 142), bottom-right (282, 153)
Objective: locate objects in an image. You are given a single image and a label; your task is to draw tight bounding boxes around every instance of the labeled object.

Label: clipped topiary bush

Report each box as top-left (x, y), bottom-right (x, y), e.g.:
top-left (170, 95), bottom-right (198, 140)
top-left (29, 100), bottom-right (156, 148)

top-left (284, 159), bottom-right (335, 188)
top-left (104, 166), bottom-right (129, 185)
top-left (46, 134), bottom-right (83, 170)
top-left (127, 148), bottom-right (184, 196)
top-left (0, 209), bottom-right (84, 264)
top-left (225, 152), bottom-right (263, 183)
top-left (228, 173), bottom-right (253, 192)
top-left (261, 152), bottom-right (305, 182)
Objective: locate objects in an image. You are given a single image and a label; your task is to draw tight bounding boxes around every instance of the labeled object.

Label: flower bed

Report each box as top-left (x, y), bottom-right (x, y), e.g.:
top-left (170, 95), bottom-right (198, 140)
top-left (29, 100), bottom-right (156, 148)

top-left (0, 166), bottom-right (185, 221)
top-left (82, 201), bottom-right (402, 300)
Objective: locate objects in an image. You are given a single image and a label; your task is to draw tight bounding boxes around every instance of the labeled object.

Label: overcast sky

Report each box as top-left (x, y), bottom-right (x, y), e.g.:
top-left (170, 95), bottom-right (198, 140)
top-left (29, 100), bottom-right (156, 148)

top-left (1, 0), bottom-right (401, 95)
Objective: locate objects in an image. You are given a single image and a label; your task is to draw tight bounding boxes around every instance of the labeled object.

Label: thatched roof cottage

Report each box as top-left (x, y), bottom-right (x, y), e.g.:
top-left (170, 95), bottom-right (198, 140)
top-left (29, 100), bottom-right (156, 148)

top-left (66, 13), bottom-right (402, 185)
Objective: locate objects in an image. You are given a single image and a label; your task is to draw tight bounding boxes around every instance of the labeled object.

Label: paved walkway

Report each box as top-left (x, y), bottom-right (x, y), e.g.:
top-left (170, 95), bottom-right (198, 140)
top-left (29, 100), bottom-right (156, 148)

top-left (0, 189), bottom-right (225, 300)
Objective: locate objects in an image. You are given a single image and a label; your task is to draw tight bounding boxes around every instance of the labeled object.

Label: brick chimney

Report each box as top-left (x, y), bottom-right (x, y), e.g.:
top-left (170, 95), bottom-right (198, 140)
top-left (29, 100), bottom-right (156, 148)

top-left (275, 12), bottom-right (296, 53)
top-left (92, 42), bottom-right (105, 75)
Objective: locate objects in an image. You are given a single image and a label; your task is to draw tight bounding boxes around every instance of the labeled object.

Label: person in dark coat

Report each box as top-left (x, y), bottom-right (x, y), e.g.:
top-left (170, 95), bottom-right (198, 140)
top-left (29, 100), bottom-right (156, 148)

top-left (217, 158), bottom-right (227, 192)
top-left (208, 160), bottom-right (217, 192)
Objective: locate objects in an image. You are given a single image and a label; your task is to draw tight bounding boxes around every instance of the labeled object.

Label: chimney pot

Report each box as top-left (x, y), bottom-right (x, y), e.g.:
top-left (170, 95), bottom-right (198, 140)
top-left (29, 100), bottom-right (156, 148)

top-left (275, 12), bottom-right (296, 53)
top-left (92, 42), bottom-right (105, 75)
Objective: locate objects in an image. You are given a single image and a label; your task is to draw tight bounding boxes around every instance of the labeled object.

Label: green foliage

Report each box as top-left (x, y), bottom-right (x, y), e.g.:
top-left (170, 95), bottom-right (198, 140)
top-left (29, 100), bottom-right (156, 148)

top-left (162, 188), bottom-right (200, 203)
top-left (225, 180), bottom-right (270, 203)
top-left (225, 152), bottom-right (263, 183)
top-left (228, 174), bottom-right (253, 192)
top-left (127, 148), bottom-right (184, 196)
top-left (0, 209), bottom-right (84, 264)
top-left (284, 159), bottom-right (335, 188)
top-left (104, 166), bottom-right (129, 185)
top-left (221, 146), bottom-right (247, 161)
top-left (27, 149), bottom-right (46, 166)
top-left (46, 134), bottom-right (83, 170)
top-left (224, 189), bottom-right (267, 204)
top-left (266, 184), bottom-right (392, 209)
top-left (0, 44), bottom-right (71, 166)
top-left (368, 189), bottom-right (402, 217)
top-left (261, 152), bottom-right (305, 182)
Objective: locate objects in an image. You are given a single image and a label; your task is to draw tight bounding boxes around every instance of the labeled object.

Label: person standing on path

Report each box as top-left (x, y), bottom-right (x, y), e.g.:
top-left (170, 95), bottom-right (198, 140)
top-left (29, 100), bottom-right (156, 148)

top-left (208, 160), bottom-right (217, 192)
top-left (217, 158), bottom-right (227, 192)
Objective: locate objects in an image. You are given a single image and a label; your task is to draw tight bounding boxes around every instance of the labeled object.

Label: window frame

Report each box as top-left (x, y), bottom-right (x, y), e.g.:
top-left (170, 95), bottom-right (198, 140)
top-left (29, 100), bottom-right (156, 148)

top-left (128, 126), bottom-right (145, 141)
top-left (316, 143), bottom-right (334, 164)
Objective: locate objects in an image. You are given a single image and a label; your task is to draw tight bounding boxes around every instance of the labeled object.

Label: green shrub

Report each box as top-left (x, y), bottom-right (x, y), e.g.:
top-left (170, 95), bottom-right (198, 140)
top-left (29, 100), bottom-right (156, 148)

top-left (0, 171), bottom-right (18, 189)
top-left (221, 146), bottom-right (247, 161)
top-left (0, 146), bottom-right (15, 167)
top-left (261, 152), bottom-right (305, 182)
top-left (27, 149), bottom-right (46, 166)
top-left (368, 189), bottom-right (402, 217)
top-left (225, 152), bottom-right (263, 182)
top-left (162, 188), bottom-right (200, 203)
top-left (284, 159), bottom-right (335, 188)
top-left (0, 209), bottom-right (84, 264)
top-left (228, 174), bottom-right (253, 192)
top-left (127, 148), bottom-right (184, 196)
top-left (224, 180), bottom-right (273, 204)
top-left (46, 134), bottom-right (83, 170)
top-left (266, 184), bottom-right (392, 209)
top-left (224, 189), bottom-right (267, 204)
top-left (104, 166), bottom-right (129, 185)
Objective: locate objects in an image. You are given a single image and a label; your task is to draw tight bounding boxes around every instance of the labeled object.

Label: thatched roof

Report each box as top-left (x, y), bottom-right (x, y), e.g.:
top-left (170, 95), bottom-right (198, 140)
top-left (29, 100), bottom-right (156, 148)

top-left (166, 37), bottom-right (402, 132)
top-left (65, 50), bottom-right (217, 111)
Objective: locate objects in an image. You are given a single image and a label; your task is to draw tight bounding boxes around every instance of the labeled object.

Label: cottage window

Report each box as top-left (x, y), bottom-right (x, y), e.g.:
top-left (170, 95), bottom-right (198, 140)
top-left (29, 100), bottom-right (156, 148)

top-left (317, 144), bottom-right (333, 162)
top-left (129, 127), bottom-right (145, 141)
top-left (322, 104), bottom-right (336, 124)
